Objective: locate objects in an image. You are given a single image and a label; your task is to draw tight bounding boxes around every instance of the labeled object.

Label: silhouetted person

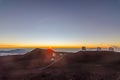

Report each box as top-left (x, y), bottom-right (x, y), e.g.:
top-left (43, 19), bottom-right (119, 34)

top-left (51, 57), bottom-right (55, 62)
top-left (109, 47), bottom-right (114, 52)
top-left (97, 47), bottom-right (102, 51)
top-left (81, 46), bottom-right (86, 51)
top-left (51, 52), bottom-right (56, 62)
top-left (52, 52), bottom-right (56, 57)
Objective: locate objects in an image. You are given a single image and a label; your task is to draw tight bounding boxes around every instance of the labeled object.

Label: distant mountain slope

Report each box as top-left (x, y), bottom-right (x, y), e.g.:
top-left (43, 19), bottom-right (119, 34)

top-left (13, 48), bottom-right (55, 69)
top-left (56, 51), bottom-right (120, 65)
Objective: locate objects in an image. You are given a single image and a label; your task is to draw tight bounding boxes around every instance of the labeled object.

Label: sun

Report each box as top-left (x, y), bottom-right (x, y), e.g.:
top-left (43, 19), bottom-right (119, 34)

top-left (47, 46), bottom-right (54, 53)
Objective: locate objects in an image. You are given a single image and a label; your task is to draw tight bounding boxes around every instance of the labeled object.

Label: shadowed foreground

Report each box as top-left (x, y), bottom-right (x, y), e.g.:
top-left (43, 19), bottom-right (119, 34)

top-left (0, 48), bottom-right (120, 80)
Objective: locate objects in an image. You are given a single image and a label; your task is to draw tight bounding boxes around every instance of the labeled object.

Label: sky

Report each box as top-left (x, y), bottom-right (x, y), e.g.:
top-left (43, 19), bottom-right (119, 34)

top-left (0, 0), bottom-right (120, 48)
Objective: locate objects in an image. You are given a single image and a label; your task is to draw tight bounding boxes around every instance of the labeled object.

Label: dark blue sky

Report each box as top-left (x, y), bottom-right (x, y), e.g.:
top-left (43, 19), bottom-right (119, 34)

top-left (0, 0), bottom-right (120, 48)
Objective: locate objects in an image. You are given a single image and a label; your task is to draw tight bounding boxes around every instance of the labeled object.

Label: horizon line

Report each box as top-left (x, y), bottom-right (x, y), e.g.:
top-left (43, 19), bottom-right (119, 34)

top-left (0, 45), bottom-right (117, 49)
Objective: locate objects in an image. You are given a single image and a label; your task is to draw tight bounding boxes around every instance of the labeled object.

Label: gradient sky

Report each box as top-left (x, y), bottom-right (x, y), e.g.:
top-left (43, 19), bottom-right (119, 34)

top-left (0, 0), bottom-right (120, 48)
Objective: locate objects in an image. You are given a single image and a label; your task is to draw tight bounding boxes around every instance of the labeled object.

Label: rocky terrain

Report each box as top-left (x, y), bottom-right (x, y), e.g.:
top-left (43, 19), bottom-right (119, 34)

top-left (0, 48), bottom-right (120, 80)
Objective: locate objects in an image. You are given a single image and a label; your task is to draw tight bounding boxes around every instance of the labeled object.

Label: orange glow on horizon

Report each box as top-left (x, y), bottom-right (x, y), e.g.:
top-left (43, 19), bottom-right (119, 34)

top-left (0, 44), bottom-right (118, 48)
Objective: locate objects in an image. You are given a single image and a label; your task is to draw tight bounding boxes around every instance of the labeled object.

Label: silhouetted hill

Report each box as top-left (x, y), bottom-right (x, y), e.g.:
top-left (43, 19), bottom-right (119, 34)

top-left (0, 48), bottom-right (55, 70)
top-left (14, 48), bottom-right (54, 69)
top-left (0, 50), bottom-right (120, 80)
top-left (64, 51), bottom-right (120, 63)
top-left (52, 51), bottom-right (120, 69)
top-left (27, 51), bottom-right (120, 80)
